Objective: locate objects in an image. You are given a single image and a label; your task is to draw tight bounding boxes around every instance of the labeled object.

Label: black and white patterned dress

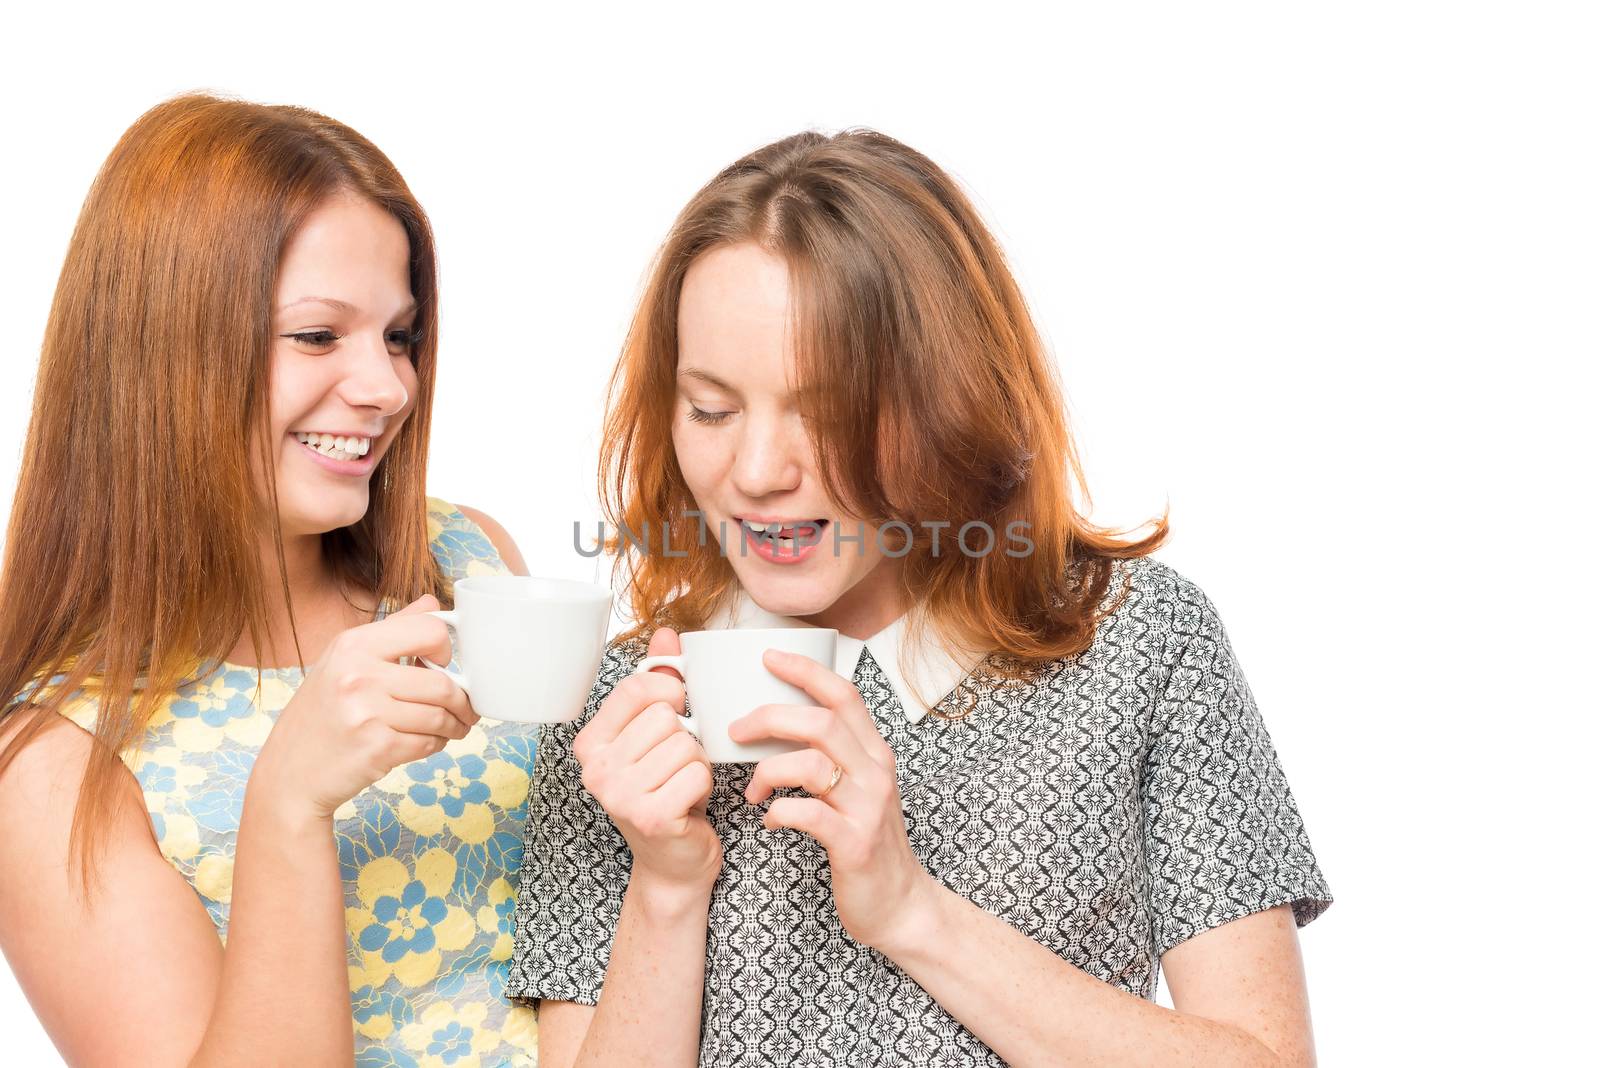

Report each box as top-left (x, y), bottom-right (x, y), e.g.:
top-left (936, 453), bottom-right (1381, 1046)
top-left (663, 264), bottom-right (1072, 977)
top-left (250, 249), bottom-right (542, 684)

top-left (507, 556), bottom-right (1333, 1066)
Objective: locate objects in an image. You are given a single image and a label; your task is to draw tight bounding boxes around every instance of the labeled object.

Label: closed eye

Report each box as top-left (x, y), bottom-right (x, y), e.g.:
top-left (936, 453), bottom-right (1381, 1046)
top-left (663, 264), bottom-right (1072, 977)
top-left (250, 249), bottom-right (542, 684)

top-left (282, 329), bottom-right (342, 348)
top-left (687, 405), bottom-right (734, 425)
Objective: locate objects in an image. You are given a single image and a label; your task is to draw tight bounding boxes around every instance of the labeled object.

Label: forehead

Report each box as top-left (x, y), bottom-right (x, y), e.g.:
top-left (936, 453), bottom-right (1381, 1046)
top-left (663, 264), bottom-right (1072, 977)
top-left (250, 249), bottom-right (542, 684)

top-left (275, 193), bottom-right (411, 302)
top-left (678, 243), bottom-right (795, 378)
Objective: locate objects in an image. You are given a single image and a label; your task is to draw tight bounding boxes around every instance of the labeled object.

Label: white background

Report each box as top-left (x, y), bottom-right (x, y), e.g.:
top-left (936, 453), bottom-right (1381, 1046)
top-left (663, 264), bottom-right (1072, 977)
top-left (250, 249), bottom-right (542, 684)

top-left (2, 2), bottom-right (1594, 1063)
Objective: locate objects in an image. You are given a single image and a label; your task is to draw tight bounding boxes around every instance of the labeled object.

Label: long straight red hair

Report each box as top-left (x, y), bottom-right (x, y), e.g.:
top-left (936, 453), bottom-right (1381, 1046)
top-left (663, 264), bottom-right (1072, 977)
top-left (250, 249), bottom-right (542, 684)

top-left (0, 93), bottom-right (450, 884)
top-left (601, 129), bottom-right (1169, 681)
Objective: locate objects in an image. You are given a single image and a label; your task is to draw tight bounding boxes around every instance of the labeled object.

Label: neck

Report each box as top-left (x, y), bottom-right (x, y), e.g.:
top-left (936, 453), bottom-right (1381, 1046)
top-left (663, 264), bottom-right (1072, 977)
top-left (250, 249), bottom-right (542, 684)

top-left (229, 528), bottom-right (359, 668)
top-left (796, 558), bottom-right (908, 640)
top-left (262, 528), bottom-right (338, 607)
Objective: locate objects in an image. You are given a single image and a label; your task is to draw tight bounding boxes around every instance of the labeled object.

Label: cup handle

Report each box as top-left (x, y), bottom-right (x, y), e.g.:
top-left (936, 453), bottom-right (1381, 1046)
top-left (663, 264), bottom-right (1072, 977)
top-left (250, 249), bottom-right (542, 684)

top-left (630, 656), bottom-right (696, 737)
top-left (420, 610), bottom-right (469, 691)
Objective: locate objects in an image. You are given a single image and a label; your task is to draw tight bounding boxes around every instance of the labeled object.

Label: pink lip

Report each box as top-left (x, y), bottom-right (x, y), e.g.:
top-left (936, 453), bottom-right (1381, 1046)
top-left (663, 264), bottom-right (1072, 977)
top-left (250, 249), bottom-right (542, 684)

top-left (293, 428), bottom-right (384, 438)
top-left (740, 523), bottom-right (827, 566)
top-left (294, 435), bottom-right (377, 476)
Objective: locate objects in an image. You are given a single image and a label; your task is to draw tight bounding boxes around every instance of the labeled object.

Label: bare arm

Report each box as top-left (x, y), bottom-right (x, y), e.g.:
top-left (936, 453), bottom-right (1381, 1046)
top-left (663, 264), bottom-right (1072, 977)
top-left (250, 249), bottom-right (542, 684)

top-left (525, 628), bottom-right (718, 1068)
top-left (1162, 905), bottom-right (1316, 1065)
top-left (538, 879), bottom-right (712, 1068)
top-left (0, 598), bottom-right (476, 1066)
top-left (188, 762), bottom-right (351, 1065)
top-left (877, 888), bottom-right (1315, 1067)
top-left (534, 1000), bottom-right (596, 1068)
top-left (0, 715), bottom-right (350, 1067)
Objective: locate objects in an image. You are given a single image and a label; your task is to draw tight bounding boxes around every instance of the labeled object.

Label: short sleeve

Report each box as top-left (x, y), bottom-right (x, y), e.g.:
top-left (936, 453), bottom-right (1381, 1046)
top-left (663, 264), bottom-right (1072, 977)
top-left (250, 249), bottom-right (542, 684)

top-left (505, 636), bottom-right (645, 1006)
top-left (1142, 575), bottom-right (1333, 958)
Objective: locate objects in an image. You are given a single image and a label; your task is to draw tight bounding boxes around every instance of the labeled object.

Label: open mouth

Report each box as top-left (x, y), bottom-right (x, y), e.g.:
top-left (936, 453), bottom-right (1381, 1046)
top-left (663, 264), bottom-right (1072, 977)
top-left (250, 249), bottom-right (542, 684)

top-left (736, 517), bottom-right (829, 553)
top-left (294, 431), bottom-right (373, 463)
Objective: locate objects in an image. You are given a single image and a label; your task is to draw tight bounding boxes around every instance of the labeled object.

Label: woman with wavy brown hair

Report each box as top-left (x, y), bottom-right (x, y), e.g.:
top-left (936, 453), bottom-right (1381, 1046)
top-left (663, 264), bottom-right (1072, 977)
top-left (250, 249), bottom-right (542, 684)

top-left (0, 95), bottom-right (538, 1065)
top-left (509, 129), bottom-right (1334, 1066)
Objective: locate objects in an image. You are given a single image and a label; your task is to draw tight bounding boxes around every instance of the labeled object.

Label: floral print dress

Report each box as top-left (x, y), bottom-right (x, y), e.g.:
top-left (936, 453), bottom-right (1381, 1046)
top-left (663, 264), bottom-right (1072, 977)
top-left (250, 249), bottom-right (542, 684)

top-left (56, 499), bottom-right (540, 1067)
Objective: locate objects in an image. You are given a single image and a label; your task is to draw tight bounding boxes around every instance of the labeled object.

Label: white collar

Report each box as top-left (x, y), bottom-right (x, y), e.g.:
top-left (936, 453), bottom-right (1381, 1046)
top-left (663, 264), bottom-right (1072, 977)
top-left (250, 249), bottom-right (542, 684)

top-left (704, 590), bottom-right (986, 724)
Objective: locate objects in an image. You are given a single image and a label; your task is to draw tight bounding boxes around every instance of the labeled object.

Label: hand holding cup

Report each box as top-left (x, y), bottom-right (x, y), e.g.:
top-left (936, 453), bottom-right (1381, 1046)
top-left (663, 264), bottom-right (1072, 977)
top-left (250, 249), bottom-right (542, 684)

top-left (254, 595), bottom-right (479, 822)
top-left (573, 627), bottom-right (722, 898)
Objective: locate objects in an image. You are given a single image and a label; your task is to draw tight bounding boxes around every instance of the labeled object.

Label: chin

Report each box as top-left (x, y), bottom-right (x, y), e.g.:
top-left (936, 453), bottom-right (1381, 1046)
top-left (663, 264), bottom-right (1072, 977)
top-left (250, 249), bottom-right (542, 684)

top-left (734, 566), bottom-right (845, 620)
top-left (281, 491), bottom-right (370, 537)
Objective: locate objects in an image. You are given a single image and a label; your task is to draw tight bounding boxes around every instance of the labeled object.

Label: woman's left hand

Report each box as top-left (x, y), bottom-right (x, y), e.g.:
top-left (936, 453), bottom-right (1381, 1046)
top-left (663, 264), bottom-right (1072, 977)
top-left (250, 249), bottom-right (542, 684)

top-left (730, 648), bottom-right (938, 953)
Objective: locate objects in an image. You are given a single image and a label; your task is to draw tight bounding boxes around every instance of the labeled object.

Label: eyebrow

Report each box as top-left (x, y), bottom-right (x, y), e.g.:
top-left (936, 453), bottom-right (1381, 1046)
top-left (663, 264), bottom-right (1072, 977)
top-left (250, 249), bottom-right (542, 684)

top-left (277, 296), bottom-right (356, 314)
top-left (677, 367), bottom-right (739, 392)
top-left (274, 297), bottom-right (419, 318)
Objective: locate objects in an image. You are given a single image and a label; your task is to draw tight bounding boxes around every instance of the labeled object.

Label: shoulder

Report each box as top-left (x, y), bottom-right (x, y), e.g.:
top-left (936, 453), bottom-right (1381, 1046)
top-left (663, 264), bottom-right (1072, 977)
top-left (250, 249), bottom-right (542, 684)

top-left (1098, 557), bottom-right (1261, 716)
top-left (1069, 555), bottom-right (1236, 691)
top-left (0, 709), bottom-right (92, 789)
top-left (4, 671), bottom-right (106, 737)
top-left (424, 496), bottom-right (529, 577)
top-left (454, 504), bottom-right (530, 576)
top-left (1100, 554), bottom-right (1225, 640)
top-left (0, 710), bottom-right (142, 860)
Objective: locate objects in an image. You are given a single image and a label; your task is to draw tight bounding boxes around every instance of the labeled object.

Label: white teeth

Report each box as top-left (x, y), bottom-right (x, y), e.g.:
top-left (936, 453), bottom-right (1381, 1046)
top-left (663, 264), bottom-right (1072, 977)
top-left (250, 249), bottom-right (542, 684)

top-left (776, 536), bottom-right (796, 551)
top-left (294, 432), bottom-right (370, 462)
top-left (744, 521), bottom-right (819, 543)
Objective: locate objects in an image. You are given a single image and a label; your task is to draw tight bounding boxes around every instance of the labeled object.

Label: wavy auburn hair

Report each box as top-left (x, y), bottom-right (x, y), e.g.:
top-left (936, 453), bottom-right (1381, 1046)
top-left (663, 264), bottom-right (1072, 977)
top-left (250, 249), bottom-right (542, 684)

top-left (0, 93), bottom-right (449, 884)
top-left (602, 129), bottom-right (1169, 676)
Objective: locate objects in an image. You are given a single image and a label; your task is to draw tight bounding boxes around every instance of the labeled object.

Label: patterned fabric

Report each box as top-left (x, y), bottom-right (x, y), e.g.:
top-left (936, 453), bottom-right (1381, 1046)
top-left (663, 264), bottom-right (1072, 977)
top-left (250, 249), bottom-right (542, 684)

top-left (54, 498), bottom-right (540, 1068)
top-left (507, 556), bottom-right (1332, 1067)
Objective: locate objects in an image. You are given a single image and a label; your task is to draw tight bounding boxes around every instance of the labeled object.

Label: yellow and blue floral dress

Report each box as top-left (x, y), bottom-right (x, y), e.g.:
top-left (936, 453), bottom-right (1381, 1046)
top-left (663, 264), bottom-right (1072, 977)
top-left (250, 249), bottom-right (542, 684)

top-left (56, 498), bottom-right (539, 1067)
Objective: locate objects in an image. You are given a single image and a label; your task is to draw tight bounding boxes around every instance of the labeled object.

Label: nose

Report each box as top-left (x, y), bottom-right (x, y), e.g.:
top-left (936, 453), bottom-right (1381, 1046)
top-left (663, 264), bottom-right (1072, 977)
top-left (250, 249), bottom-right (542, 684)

top-left (338, 331), bottom-right (410, 416)
top-left (730, 409), bottom-right (804, 499)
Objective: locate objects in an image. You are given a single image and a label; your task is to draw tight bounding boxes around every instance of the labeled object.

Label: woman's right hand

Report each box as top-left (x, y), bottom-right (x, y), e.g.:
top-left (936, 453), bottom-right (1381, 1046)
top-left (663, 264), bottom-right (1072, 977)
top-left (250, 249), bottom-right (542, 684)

top-left (252, 594), bottom-right (478, 821)
top-left (573, 626), bottom-right (721, 897)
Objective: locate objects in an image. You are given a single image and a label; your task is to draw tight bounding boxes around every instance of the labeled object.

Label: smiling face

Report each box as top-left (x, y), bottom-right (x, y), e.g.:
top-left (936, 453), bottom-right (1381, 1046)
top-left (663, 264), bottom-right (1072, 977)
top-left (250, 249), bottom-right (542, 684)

top-left (259, 191), bottom-right (420, 538)
top-left (673, 242), bottom-right (902, 631)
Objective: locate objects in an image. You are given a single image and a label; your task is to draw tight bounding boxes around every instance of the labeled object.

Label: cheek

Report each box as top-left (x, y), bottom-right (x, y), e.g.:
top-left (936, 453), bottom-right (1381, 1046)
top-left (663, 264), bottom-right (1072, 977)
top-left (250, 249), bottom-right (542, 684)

top-left (265, 348), bottom-right (327, 432)
top-left (670, 423), bottom-right (724, 498)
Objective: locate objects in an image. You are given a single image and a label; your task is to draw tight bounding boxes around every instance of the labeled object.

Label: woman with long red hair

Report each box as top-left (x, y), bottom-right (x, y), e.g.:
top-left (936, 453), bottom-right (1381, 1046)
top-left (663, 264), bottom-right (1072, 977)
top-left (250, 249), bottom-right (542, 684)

top-left (0, 95), bottom-right (538, 1065)
top-left (510, 130), bottom-right (1334, 1066)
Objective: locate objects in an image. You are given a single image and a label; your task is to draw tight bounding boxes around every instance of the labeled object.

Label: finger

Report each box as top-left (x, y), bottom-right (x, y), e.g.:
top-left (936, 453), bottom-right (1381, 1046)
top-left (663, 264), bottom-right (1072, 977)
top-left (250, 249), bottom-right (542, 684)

top-left (380, 594), bottom-right (446, 661)
top-left (632, 728), bottom-right (707, 793)
top-left (585, 671), bottom-right (685, 746)
top-left (610, 701), bottom-right (687, 765)
top-left (761, 649), bottom-right (888, 761)
top-left (355, 613), bottom-right (454, 663)
top-left (377, 662), bottom-right (479, 730)
top-left (389, 594), bottom-right (442, 617)
top-left (652, 758), bottom-right (713, 818)
top-left (389, 731), bottom-right (450, 768)
top-left (762, 796), bottom-right (846, 847)
top-left (644, 626), bottom-right (684, 680)
top-left (744, 747), bottom-right (845, 806)
top-left (379, 698), bottom-right (474, 741)
top-left (728, 703), bottom-right (871, 775)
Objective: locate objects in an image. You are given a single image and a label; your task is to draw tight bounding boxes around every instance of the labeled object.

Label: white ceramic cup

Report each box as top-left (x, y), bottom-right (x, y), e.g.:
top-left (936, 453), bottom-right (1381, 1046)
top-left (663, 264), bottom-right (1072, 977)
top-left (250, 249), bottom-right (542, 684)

top-left (422, 575), bottom-right (612, 724)
top-left (631, 627), bottom-right (838, 763)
